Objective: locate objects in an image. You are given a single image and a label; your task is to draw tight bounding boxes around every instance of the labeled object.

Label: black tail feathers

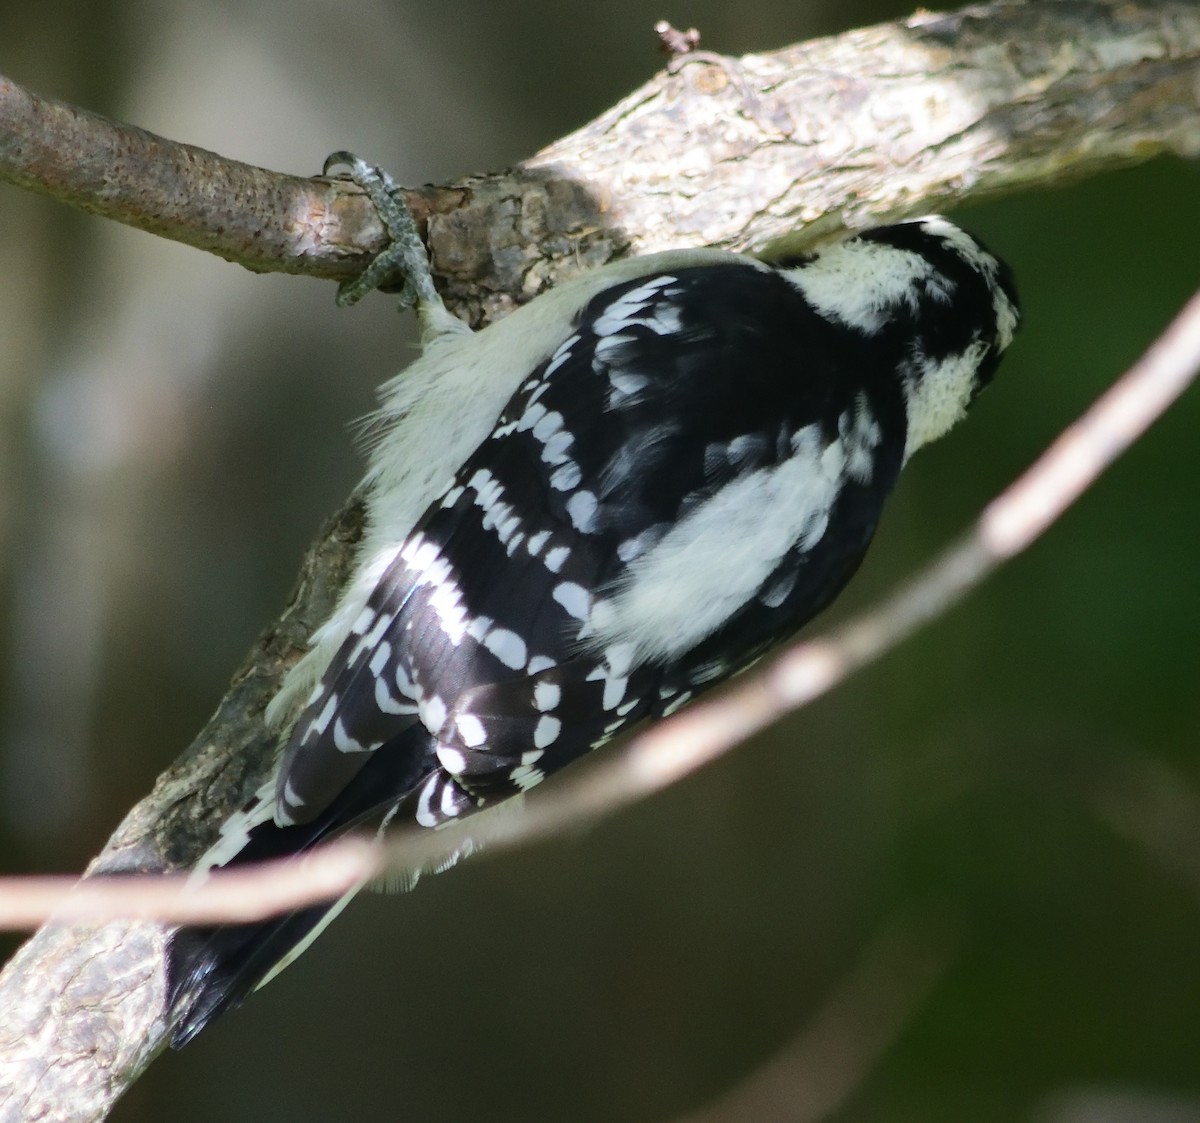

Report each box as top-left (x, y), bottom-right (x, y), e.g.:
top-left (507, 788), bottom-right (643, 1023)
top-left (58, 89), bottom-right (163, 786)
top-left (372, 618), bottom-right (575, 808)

top-left (167, 732), bottom-right (438, 1046)
top-left (168, 896), bottom-right (343, 1047)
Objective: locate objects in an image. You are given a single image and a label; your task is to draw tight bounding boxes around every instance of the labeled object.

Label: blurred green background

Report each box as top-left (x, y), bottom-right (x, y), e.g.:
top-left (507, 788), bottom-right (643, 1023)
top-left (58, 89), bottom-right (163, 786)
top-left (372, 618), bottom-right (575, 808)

top-left (2, 1), bottom-right (1199, 1120)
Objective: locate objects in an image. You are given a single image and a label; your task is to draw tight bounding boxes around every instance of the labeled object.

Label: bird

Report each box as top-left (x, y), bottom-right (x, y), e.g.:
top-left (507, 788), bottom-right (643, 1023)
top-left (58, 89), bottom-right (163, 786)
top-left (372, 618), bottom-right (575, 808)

top-left (167, 156), bottom-right (1019, 1046)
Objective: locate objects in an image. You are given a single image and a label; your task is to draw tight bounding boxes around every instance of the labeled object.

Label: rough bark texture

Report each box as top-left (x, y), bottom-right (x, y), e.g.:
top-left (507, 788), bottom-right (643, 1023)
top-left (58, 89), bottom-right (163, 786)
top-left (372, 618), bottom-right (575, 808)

top-left (0, 1), bottom-right (1198, 1119)
top-left (1, 1), bottom-right (1197, 328)
top-left (0, 503), bottom-right (365, 1121)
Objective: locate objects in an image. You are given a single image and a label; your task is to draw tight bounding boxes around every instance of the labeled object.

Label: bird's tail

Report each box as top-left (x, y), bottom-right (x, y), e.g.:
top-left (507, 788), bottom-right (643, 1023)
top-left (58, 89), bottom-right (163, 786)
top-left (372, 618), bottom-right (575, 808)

top-left (167, 730), bottom-right (437, 1047)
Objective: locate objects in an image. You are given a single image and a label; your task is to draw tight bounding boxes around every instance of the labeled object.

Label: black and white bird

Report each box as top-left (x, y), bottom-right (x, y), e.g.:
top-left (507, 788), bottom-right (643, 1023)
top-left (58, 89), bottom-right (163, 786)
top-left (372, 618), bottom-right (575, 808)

top-left (167, 161), bottom-right (1019, 1045)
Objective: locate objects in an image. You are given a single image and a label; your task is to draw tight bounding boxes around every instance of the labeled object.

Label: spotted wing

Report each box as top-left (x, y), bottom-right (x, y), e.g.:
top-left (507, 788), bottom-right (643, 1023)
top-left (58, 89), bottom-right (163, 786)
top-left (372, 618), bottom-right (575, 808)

top-left (277, 264), bottom-right (905, 822)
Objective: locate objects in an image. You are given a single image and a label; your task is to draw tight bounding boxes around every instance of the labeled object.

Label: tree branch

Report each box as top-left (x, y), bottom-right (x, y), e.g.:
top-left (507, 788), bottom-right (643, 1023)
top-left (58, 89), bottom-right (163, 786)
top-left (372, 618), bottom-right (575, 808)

top-left (0, 1), bottom-right (1197, 1119)
top-left (2, 1), bottom-right (1197, 325)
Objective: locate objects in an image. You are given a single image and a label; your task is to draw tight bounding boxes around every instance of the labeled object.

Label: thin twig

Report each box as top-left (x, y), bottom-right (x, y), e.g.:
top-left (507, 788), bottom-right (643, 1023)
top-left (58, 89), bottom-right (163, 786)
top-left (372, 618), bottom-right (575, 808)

top-left (1, 286), bottom-right (1197, 929)
top-left (0, 72), bottom-right (402, 282)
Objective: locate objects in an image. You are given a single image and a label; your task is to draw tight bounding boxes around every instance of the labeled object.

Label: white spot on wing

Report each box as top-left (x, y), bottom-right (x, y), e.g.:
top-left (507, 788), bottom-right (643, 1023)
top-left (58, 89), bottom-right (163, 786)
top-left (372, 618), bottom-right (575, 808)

top-left (333, 717), bottom-right (372, 754)
top-left (423, 694), bottom-right (448, 732)
top-left (345, 609), bottom-right (395, 667)
top-left (647, 304), bottom-right (684, 334)
top-left (661, 691), bottom-right (693, 716)
top-left (590, 275), bottom-right (678, 337)
top-left (550, 462), bottom-right (582, 491)
top-left (279, 778), bottom-right (305, 822)
top-left (594, 333), bottom-right (638, 364)
top-left (532, 410), bottom-right (565, 443)
top-left (534, 682), bottom-right (561, 711)
top-left (534, 714), bottom-right (561, 748)
top-left (608, 370), bottom-right (651, 400)
top-left (440, 783), bottom-right (463, 817)
top-left (455, 714), bottom-right (487, 747)
top-left (466, 616), bottom-right (493, 641)
top-left (350, 607), bottom-right (376, 635)
top-left (307, 693), bottom-right (338, 740)
top-left (760, 567), bottom-right (798, 608)
top-left (838, 392), bottom-right (882, 483)
top-left (543, 335), bottom-right (580, 377)
top-left (415, 775), bottom-right (440, 827)
top-left (544, 546), bottom-right (570, 573)
top-left (602, 676), bottom-right (627, 710)
top-left (375, 675), bottom-right (418, 715)
top-left (517, 402), bottom-right (547, 433)
top-left (495, 513), bottom-right (523, 546)
top-left (566, 491), bottom-right (598, 533)
top-left (439, 745), bottom-right (468, 773)
top-left (553, 582), bottom-right (591, 620)
top-left (397, 532), bottom-right (475, 646)
top-left (369, 642), bottom-right (393, 677)
top-left (484, 628), bottom-right (528, 670)
top-left (509, 763), bottom-right (544, 791)
top-left (542, 431), bottom-right (574, 466)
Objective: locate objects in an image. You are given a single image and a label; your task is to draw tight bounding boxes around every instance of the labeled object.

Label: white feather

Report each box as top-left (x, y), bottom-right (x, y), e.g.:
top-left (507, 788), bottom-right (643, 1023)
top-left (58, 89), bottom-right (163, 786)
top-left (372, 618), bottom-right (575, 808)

top-left (588, 425), bottom-right (844, 662)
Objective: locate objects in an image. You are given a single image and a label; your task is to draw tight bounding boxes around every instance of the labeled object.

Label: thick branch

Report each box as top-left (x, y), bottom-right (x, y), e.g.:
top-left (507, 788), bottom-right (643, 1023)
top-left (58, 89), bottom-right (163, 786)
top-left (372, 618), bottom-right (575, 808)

top-left (0, 1), bottom-right (1197, 1119)
top-left (0, 503), bottom-right (366, 1116)
top-left (2, 2), bottom-right (1198, 324)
